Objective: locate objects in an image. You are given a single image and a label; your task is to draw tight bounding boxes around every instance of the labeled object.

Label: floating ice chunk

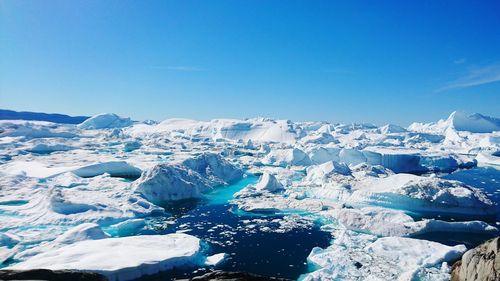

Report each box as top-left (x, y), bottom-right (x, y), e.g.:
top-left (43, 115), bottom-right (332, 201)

top-left (134, 164), bottom-right (204, 202)
top-left (450, 111), bottom-right (500, 133)
top-left (49, 172), bottom-right (87, 188)
top-left (262, 148), bottom-right (311, 167)
top-left (16, 223), bottom-right (109, 260)
top-left (49, 188), bottom-right (98, 214)
top-left (304, 230), bottom-right (466, 281)
top-left (254, 173), bottom-right (284, 193)
top-left (366, 237), bottom-right (466, 277)
top-left (301, 132), bottom-right (337, 144)
top-left (362, 148), bottom-right (423, 173)
top-left (326, 207), bottom-right (416, 236)
top-left (205, 253), bottom-right (227, 266)
top-left (181, 153), bottom-right (243, 183)
top-left (2, 161), bottom-right (141, 179)
top-left (347, 174), bottom-right (497, 219)
top-left (123, 141), bottom-right (141, 152)
top-left (55, 223), bottom-right (109, 243)
top-left (408, 111), bottom-right (500, 134)
top-left (134, 154), bottom-right (243, 203)
top-left (476, 152), bottom-right (500, 169)
top-left (9, 234), bottom-right (202, 281)
top-left (339, 148), bottom-right (367, 166)
top-left (308, 147), bottom-right (341, 164)
top-left (379, 124), bottom-right (407, 134)
top-left (323, 207), bottom-right (498, 237)
top-left (0, 120), bottom-right (78, 138)
top-left (26, 143), bottom-right (74, 153)
top-left (72, 161), bottom-right (142, 178)
top-left (77, 113), bottom-right (134, 130)
top-left (305, 161), bottom-right (351, 183)
top-left (109, 219), bottom-right (146, 236)
top-left (2, 161), bottom-right (80, 178)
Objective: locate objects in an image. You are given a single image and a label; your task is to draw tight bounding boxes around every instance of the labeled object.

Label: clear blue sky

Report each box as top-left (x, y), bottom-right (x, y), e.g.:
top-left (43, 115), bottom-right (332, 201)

top-left (1, 0), bottom-right (499, 125)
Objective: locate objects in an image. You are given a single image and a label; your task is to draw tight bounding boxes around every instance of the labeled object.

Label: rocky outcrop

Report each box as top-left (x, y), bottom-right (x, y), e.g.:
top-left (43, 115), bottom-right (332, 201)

top-left (451, 237), bottom-right (500, 281)
top-left (0, 269), bottom-right (107, 281)
top-left (191, 270), bottom-right (291, 281)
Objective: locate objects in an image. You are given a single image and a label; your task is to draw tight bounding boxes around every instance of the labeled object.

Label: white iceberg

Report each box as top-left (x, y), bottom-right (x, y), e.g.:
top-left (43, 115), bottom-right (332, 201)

top-left (134, 153), bottom-right (243, 203)
top-left (9, 233), bottom-right (202, 281)
top-left (77, 113), bottom-right (134, 130)
top-left (347, 173), bottom-right (497, 219)
top-left (261, 148), bottom-right (311, 166)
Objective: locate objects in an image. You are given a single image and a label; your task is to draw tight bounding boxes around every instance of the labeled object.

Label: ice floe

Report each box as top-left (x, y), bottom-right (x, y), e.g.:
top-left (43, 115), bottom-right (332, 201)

top-left (9, 233), bottom-right (202, 281)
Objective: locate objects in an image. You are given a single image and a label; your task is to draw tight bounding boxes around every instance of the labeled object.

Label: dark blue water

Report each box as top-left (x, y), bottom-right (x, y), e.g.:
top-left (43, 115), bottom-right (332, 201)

top-left (136, 176), bottom-right (332, 280)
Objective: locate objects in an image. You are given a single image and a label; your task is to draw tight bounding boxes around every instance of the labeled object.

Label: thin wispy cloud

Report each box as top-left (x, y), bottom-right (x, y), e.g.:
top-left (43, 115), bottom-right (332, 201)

top-left (150, 66), bottom-right (207, 72)
top-left (437, 63), bottom-right (500, 92)
top-left (453, 58), bottom-right (466, 65)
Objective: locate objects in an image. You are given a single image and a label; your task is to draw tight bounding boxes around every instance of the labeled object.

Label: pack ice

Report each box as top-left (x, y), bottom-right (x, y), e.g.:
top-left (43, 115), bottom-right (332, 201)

top-left (0, 111), bottom-right (499, 280)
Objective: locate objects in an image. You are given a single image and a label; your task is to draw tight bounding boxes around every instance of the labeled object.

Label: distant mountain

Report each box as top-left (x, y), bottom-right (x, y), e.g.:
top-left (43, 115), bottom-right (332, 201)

top-left (0, 109), bottom-right (89, 124)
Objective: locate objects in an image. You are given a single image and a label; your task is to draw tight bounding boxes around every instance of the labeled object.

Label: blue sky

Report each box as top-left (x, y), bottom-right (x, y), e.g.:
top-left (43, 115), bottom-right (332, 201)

top-left (1, 0), bottom-right (499, 125)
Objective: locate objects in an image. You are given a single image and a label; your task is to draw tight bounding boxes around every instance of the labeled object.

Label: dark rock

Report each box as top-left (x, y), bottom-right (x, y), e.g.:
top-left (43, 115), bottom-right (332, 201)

top-left (190, 270), bottom-right (291, 281)
top-left (451, 236), bottom-right (500, 281)
top-left (0, 269), bottom-right (107, 281)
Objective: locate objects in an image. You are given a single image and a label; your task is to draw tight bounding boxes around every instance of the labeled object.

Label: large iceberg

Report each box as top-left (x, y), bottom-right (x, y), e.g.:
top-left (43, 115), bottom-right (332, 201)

top-left (78, 113), bottom-right (134, 130)
top-left (347, 173), bottom-right (497, 219)
top-left (134, 153), bottom-right (243, 203)
top-left (261, 148), bottom-right (311, 166)
top-left (9, 233), bottom-right (202, 281)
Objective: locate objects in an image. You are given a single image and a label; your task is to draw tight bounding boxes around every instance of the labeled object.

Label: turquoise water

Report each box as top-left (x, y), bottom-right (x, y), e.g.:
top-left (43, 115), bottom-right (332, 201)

top-left (205, 175), bottom-right (258, 205)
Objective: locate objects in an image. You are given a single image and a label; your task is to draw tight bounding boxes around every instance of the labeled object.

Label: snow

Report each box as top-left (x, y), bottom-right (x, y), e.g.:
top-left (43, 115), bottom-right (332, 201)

top-left (77, 113), bottom-right (134, 130)
top-left (9, 233), bottom-right (202, 281)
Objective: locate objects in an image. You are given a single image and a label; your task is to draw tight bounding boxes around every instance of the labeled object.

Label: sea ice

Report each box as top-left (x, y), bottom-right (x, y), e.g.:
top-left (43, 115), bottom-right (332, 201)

top-left (9, 233), bottom-right (202, 281)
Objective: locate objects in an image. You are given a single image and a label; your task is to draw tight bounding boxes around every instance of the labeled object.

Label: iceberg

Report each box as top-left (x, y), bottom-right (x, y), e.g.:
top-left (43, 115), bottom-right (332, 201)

top-left (347, 173), bottom-right (497, 219)
top-left (262, 148), bottom-right (311, 166)
top-left (77, 113), bottom-right (134, 130)
top-left (254, 173), bottom-right (284, 193)
top-left (304, 230), bottom-right (466, 281)
top-left (9, 233), bottom-right (202, 281)
top-left (134, 153), bottom-right (243, 203)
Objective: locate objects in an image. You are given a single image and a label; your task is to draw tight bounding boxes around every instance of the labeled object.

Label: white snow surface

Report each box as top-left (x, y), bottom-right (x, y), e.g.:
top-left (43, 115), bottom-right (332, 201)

top-left (9, 233), bottom-right (201, 281)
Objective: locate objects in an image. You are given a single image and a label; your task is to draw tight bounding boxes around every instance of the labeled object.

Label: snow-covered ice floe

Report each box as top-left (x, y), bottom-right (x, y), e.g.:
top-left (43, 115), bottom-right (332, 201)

top-left (9, 233), bottom-right (202, 281)
top-left (303, 229), bottom-right (466, 281)
top-left (1, 110), bottom-right (499, 280)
